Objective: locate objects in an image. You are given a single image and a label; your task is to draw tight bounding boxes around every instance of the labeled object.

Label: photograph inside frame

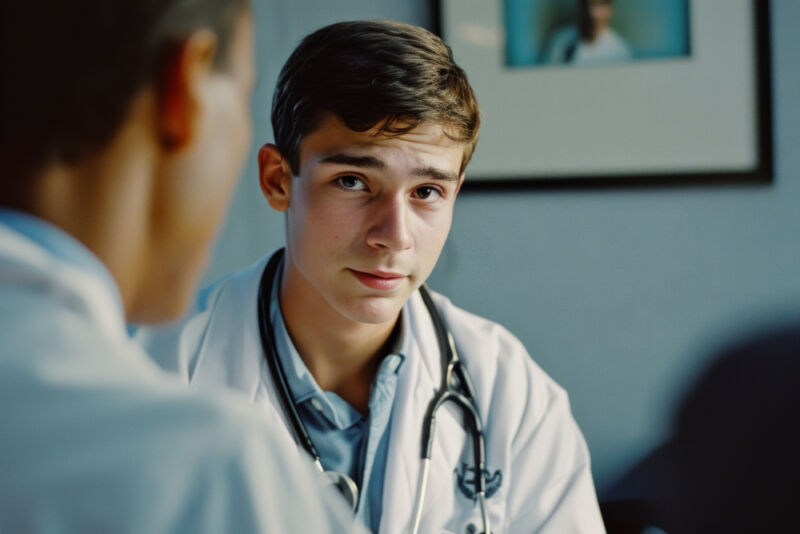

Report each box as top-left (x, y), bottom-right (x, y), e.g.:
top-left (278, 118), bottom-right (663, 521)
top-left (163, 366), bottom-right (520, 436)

top-left (505, 0), bottom-right (691, 69)
top-left (440, 0), bottom-right (766, 184)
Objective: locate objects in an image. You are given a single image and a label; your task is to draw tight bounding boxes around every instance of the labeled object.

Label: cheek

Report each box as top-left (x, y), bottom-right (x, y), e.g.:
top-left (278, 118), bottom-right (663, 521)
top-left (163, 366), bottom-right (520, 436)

top-left (292, 187), bottom-right (357, 245)
top-left (413, 207), bottom-right (454, 262)
top-left (418, 204), bottom-right (454, 240)
top-left (189, 90), bottom-right (250, 224)
top-left (209, 91), bottom-right (251, 193)
top-left (162, 95), bottom-right (249, 254)
top-left (230, 102), bottom-right (253, 173)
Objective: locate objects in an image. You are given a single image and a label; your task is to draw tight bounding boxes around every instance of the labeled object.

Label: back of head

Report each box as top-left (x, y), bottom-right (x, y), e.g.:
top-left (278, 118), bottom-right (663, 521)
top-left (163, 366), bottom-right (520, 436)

top-left (271, 20), bottom-right (480, 175)
top-left (0, 0), bottom-right (246, 201)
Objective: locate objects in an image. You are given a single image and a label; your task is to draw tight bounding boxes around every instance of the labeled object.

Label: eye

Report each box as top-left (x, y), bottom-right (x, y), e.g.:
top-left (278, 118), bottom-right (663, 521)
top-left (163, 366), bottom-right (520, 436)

top-left (336, 175), bottom-right (367, 191)
top-left (412, 186), bottom-right (443, 200)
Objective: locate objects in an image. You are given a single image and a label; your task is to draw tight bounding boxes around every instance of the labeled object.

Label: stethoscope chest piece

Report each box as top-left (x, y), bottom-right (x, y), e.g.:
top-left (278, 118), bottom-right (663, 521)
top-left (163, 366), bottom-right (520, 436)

top-left (320, 469), bottom-right (359, 511)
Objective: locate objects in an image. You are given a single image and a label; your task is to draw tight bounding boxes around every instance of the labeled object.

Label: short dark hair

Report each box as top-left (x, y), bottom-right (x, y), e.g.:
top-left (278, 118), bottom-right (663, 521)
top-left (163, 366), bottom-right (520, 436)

top-left (0, 0), bottom-right (248, 191)
top-left (271, 20), bottom-right (480, 175)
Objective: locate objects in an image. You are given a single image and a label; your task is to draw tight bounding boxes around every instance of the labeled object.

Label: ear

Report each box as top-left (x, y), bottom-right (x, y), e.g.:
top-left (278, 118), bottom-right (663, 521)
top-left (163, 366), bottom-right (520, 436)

top-left (158, 29), bottom-right (218, 151)
top-left (258, 143), bottom-right (292, 211)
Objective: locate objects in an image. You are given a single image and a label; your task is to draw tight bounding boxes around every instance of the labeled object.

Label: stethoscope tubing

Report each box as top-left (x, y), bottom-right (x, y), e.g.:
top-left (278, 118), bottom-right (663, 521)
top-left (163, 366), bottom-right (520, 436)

top-left (257, 249), bottom-right (491, 533)
top-left (257, 250), bottom-right (320, 461)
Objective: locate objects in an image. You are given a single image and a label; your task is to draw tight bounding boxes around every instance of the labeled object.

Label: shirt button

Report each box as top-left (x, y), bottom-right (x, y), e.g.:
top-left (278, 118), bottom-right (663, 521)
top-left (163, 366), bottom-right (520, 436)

top-left (310, 398), bottom-right (324, 412)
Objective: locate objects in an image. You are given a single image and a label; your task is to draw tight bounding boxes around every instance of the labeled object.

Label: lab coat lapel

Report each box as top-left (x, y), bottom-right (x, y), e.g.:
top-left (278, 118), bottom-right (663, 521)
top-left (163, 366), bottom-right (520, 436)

top-left (378, 292), bottom-right (469, 534)
top-left (191, 256), bottom-right (267, 400)
top-left (379, 292), bottom-right (433, 534)
top-left (213, 254), bottom-right (313, 459)
top-left (220, 255), bottom-right (297, 429)
top-left (189, 254), bottom-right (297, 440)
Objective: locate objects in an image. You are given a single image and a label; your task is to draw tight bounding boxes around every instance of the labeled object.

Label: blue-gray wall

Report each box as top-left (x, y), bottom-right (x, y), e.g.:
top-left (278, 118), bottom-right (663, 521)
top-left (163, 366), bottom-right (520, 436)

top-left (206, 0), bottom-right (800, 491)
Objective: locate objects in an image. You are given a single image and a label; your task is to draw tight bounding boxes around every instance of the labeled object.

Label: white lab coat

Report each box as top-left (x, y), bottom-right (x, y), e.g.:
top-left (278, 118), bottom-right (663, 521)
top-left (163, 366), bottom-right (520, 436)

top-left (0, 225), bottom-right (363, 533)
top-left (137, 252), bottom-right (606, 533)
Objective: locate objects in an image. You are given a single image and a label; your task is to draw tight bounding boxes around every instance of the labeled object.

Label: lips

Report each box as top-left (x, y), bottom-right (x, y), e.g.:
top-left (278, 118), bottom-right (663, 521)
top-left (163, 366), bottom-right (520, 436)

top-left (349, 269), bottom-right (406, 291)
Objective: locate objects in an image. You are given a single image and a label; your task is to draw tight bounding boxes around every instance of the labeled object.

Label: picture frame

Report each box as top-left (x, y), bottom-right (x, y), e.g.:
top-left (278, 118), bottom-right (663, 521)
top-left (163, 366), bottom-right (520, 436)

top-left (434, 0), bottom-right (772, 190)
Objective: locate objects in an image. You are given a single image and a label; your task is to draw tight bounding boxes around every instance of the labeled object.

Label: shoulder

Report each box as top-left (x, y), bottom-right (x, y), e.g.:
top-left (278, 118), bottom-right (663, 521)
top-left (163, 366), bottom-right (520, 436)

top-left (134, 389), bottom-right (358, 533)
top-left (133, 252), bottom-right (272, 378)
top-left (178, 250), bottom-right (270, 326)
top-left (427, 290), bottom-right (549, 373)
top-left (1, 324), bottom-right (297, 530)
top-left (423, 289), bottom-right (566, 420)
top-left (417, 290), bottom-right (596, 509)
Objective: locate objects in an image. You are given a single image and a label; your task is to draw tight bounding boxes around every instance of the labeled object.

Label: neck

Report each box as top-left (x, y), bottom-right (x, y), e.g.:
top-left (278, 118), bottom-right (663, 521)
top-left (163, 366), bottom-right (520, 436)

top-left (278, 259), bottom-right (399, 414)
top-left (12, 94), bottom-right (158, 321)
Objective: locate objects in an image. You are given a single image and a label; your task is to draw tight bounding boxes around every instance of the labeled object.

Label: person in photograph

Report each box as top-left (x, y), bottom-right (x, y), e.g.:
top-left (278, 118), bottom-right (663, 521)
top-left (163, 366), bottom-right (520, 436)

top-left (137, 19), bottom-right (606, 534)
top-left (543, 0), bottom-right (632, 65)
top-left (0, 2), bottom-right (364, 532)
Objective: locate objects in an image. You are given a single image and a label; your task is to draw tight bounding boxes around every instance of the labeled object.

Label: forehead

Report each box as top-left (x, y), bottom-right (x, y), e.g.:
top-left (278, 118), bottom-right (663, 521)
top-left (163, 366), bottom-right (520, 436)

top-left (298, 113), bottom-right (466, 171)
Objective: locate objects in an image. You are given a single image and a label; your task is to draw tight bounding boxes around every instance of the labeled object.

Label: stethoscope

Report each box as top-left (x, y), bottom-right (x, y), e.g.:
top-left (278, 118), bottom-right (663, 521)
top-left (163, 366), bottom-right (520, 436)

top-left (257, 249), bottom-right (492, 534)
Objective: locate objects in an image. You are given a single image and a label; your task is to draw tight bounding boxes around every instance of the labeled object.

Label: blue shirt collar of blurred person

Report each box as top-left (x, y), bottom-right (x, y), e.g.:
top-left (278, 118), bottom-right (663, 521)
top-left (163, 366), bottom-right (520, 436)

top-left (0, 208), bottom-right (124, 317)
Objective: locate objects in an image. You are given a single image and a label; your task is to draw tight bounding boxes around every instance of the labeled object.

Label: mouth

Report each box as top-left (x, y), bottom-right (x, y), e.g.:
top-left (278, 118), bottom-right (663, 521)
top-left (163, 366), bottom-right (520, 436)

top-left (348, 269), bottom-right (407, 291)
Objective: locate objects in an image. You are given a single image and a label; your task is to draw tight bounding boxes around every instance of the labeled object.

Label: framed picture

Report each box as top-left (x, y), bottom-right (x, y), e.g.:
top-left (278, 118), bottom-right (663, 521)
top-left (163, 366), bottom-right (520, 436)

top-left (435, 0), bottom-right (772, 190)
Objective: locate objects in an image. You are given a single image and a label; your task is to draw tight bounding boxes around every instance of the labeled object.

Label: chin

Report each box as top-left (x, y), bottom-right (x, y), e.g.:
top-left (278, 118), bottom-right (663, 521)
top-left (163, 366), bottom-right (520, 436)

top-left (342, 295), bottom-right (405, 325)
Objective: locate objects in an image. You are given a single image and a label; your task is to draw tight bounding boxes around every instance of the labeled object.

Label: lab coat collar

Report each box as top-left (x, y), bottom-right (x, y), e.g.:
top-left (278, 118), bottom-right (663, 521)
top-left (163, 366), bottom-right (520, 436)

top-left (0, 208), bottom-right (123, 315)
top-left (0, 221), bottom-right (128, 345)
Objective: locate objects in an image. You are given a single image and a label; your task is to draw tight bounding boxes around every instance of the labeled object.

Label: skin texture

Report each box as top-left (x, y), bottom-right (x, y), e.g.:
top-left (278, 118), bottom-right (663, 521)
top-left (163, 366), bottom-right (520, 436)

top-left (140, 14), bottom-right (255, 321)
top-left (24, 12), bottom-right (255, 323)
top-left (259, 114), bottom-right (465, 411)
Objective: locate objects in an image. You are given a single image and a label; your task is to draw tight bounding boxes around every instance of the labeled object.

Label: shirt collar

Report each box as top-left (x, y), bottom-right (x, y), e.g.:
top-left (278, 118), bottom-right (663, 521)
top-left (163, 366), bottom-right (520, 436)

top-left (0, 208), bottom-right (124, 315)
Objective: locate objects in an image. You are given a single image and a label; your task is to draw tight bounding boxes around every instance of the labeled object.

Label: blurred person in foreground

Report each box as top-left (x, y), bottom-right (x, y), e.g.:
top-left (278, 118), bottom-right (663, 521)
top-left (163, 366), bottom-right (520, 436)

top-left (0, 2), bottom-right (363, 532)
top-left (138, 20), bottom-right (605, 533)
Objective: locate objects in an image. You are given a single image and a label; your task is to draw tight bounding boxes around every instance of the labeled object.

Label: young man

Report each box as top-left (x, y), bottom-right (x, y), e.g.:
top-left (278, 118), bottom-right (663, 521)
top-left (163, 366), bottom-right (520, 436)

top-left (0, 3), bottom-right (362, 532)
top-left (139, 21), bottom-right (605, 533)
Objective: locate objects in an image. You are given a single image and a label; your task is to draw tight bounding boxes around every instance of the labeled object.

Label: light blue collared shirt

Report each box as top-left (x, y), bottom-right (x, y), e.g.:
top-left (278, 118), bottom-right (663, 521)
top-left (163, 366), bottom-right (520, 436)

top-left (269, 273), bottom-right (407, 532)
top-left (0, 208), bottom-right (123, 314)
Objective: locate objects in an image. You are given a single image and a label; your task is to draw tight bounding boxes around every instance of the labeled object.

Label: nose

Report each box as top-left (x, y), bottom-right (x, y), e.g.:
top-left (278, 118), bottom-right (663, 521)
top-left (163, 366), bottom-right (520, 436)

top-left (365, 194), bottom-right (413, 252)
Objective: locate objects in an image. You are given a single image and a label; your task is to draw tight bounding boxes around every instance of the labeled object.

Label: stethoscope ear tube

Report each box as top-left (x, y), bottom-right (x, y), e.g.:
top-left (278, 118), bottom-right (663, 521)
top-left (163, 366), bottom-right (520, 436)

top-left (257, 249), bottom-right (321, 462)
top-left (418, 285), bottom-right (452, 370)
top-left (415, 286), bottom-right (490, 534)
top-left (258, 249), bottom-right (360, 512)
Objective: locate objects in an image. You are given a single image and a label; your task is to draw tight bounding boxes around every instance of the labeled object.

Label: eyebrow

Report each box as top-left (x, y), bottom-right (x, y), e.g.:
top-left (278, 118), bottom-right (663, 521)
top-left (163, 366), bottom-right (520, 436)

top-left (319, 153), bottom-right (386, 169)
top-left (320, 152), bottom-right (459, 182)
top-left (411, 166), bottom-right (460, 182)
